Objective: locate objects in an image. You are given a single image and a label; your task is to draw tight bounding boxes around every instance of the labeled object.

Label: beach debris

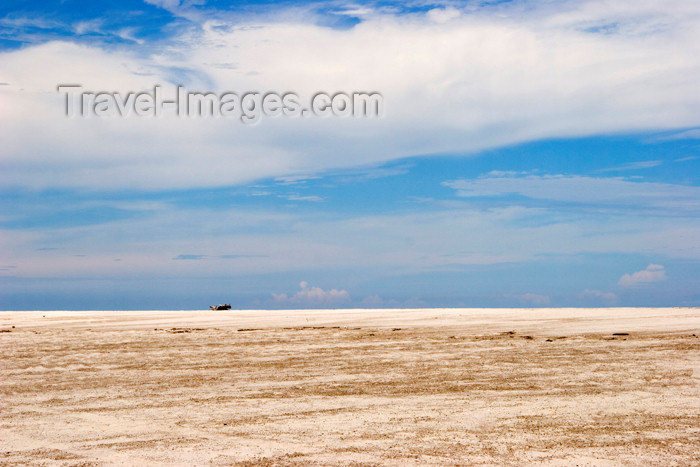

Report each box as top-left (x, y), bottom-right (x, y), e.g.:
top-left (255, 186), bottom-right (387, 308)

top-left (210, 304), bottom-right (231, 310)
top-left (166, 327), bottom-right (205, 333)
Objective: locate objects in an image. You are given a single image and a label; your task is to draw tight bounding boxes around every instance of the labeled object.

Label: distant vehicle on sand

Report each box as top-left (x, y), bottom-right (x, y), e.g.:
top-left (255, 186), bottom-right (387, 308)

top-left (210, 304), bottom-right (231, 310)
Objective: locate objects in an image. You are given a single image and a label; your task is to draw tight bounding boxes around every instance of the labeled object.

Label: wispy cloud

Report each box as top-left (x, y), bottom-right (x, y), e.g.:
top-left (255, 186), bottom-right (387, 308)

top-left (593, 161), bottom-right (662, 173)
top-left (444, 173), bottom-right (700, 212)
top-left (284, 194), bottom-right (324, 202)
top-left (73, 19), bottom-right (103, 35)
top-left (659, 128), bottom-right (700, 141)
top-left (360, 294), bottom-right (385, 307)
top-left (334, 163), bottom-right (412, 183)
top-left (0, 16), bottom-right (63, 30)
top-left (514, 293), bottom-right (551, 306)
top-left (219, 254), bottom-right (265, 259)
top-left (274, 175), bottom-right (321, 186)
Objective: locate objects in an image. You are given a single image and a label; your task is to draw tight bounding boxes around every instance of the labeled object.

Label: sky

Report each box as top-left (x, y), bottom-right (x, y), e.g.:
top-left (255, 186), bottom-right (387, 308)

top-left (1, 0), bottom-right (699, 310)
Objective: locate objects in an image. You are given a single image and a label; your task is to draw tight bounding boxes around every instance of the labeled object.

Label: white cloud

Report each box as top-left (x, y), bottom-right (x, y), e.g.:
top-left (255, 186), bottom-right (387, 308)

top-left (272, 281), bottom-right (350, 306)
top-left (581, 289), bottom-right (618, 303)
top-left (1, 1), bottom-right (700, 190)
top-left (427, 7), bottom-right (461, 24)
top-left (618, 264), bottom-right (666, 286)
top-left (517, 293), bottom-right (551, 305)
top-left (403, 296), bottom-right (428, 308)
top-left (360, 294), bottom-right (384, 307)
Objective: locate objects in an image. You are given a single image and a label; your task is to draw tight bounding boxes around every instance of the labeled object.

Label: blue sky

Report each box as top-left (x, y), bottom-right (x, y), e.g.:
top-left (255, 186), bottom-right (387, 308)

top-left (1, 0), bottom-right (700, 309)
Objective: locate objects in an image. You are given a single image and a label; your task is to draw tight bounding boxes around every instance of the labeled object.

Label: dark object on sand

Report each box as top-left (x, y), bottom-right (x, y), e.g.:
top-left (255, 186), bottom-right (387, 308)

top-left (210, 304), bottom-right (231, 311)
top-left (612, 332), bottom-right (630, 336)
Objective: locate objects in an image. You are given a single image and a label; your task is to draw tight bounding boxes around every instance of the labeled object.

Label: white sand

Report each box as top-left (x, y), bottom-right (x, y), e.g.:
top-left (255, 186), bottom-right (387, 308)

top-left (1, 308), bottom-right (699, 466)
top-left (2, 307), bottom-right (699, 333)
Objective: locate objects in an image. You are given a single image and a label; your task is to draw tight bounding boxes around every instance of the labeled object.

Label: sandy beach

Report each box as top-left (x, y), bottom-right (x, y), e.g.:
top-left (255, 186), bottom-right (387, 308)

top-left (1, 308), bottom-right (699, 465)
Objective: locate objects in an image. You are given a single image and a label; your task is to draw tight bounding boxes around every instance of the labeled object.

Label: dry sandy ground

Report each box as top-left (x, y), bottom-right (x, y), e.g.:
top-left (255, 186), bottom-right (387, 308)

top-left (1, 308), bottom-right (699, 466)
